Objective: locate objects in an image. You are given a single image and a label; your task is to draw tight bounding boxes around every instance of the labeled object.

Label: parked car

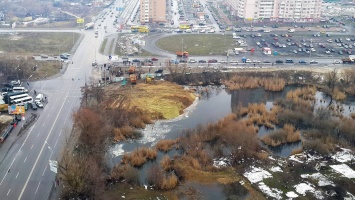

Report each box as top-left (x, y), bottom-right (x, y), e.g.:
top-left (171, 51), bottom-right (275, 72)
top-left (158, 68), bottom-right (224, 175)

top-left (299, 60), bottom-right (307, 64)
top-left (31, 102), bottom-right (38, 110)
top-left (189, 59), bottom-right (197, 63)
top-left (36, 101), bottom-right (44, 108)
top-left (132, 59), bottom-right (140, 62)
top-left (275, 60), bottom-right (284, 64)
top-left (151, 58), bottom-right (159, 61)
top-left (333, 60), bottom-right (341, 64)
top-left (208, 59), bottom-right (218, 63)
top-left (198, 60), bottom-right (206, 63)
top-left (310, 60), bottom-right (318, 64)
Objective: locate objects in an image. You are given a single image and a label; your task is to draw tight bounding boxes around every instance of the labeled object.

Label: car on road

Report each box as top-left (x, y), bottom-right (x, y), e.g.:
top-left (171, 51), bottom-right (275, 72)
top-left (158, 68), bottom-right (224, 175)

top-left (333, 60), bottom-right (341, 64)
top-left (199, 29), bottom-right (206, 33)
top-left (151, 58), bottom-right (159, 61)
top-left (132, 59), bottom-right (140, 63)
top-left (230, 60), bottom-right (238, 64)
top-left (252, 60), bottom-right (260, 63)
top-left (60, 54), bottom-right (68, 59)
top-left (198, 60), bottom-right (206, 63)
top-left (275, 60), bottom-right (284, 64)
top-left (299, 60), bottom-right (307, 64)
top-left (208, 59), bottom-right (218, 63)
top-left (310, 60), bottom-right (318, 64)
top-left (189, 59), bottom-right (197, 63)
top-left (31, 102), bottom-right (38, 110)
top-left (245, 59), bottom-right (252, 63)
top-left (36, 101), bottom-right (44, 108)
top-left (10, 80), bottom-right (21, 86)
top-left (285, 59), bottom-right (294, 63)
top-left (263, 60), bottom-right (271, 63)
top-left (92, 61), bottom-right (98, 66)
top-left (219, 60), bottom-right (227, 63)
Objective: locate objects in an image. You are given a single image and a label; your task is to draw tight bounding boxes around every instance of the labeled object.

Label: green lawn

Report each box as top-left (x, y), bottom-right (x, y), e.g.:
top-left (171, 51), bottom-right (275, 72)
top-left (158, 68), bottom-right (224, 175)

top-left (0, 32), bottom-right (80, 56)
top-left (100, 38), bottom-right (108, 54)
top-left (156, 34), bottom-right (236, 55)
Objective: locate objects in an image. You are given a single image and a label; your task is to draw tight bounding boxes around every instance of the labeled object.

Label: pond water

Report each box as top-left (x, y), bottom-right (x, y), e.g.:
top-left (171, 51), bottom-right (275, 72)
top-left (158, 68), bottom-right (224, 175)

top-left (111, 85), bottom-right (355, 162)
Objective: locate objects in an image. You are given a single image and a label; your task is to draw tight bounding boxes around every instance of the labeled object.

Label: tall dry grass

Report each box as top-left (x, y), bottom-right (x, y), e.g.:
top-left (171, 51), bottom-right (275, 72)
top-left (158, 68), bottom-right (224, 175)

top-left (261, 124), bottom-right (301, 147)
top-left (286, 86), bottom-right (316, 102)
top-left (121, 147), bottom-right (158, 167)
top-left (332, 87), bottom-right (347, 101)
top-left (239, 103), bottom-right (279, 128)
top-left (160, 155), bottom-right (173, 171)
top-left (156, 139), bottom-right (179, 152)
top-left (113, 126), bottom-right (134, 142)
top-left (224, 75), bottom-right (285, 91)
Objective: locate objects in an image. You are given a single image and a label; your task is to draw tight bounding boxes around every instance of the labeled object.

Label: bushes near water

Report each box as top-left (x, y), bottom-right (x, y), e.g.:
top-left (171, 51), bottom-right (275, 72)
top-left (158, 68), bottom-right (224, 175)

top-left (261, 124), bottom-right (301, 147)
top-left (147, 164), bottom-right (179, 190)
top-left (121, 147), bottom-right (157, 167)
top-left (156, 139), bottom-right (179, 152)
top-left (224, 75), bottom-right (285, 91)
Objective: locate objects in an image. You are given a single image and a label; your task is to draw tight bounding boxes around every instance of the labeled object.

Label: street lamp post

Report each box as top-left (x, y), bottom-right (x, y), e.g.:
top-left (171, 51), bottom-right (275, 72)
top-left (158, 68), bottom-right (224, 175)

top-left (26, 74), bottom-right (33, 90)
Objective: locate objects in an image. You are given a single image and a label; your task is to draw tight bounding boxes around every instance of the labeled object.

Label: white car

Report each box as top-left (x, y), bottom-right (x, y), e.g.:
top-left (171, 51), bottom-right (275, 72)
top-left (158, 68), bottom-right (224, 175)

top-left (189, 59), bottom-right (197, 63)
top-left (219, 60), bottom-right (227, 63)
top-left (263, 30), bottom-right (271, 33)
top-left (208, 29), bottom-right (215, 33)
top-left (36, 101), bottom-right (44, 108)
top-left (333, 60), bottom-right (341, 64)
top-left (199, 29), bottom-right (206, 33)
top-left (252, 60), bottom-right (261, 63)
top-left (230, 60), bottom-right (238, 64)
top-left (246, 59), bottom-right (252, 63)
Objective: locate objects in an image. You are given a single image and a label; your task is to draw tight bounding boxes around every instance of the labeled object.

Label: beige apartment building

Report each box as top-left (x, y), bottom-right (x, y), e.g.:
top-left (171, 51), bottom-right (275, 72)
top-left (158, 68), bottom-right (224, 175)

top-left (227, 0), bottom-right (322, 22)
top-left (140, 0), bottom-right (166, 24)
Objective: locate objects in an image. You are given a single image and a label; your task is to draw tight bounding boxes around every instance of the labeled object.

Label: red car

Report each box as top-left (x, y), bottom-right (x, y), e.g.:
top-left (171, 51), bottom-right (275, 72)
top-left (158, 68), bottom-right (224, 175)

top-left (208, 59), bottom-right (218, 63)
top-left (151, 58), bottom-right (159, 61)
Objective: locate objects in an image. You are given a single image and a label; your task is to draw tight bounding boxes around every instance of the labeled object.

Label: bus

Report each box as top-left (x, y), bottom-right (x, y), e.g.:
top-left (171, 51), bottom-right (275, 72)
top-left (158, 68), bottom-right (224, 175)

top-left (131, 26), bottom-right (149, 33)
top-left (13, 96), bottom-right (33, 106)
top-left (9, 94), bottom-right (30, 104)
top-left (12, 87), bottom-right (28, 93)
top-left (4, 91), bottom-right (27, 104)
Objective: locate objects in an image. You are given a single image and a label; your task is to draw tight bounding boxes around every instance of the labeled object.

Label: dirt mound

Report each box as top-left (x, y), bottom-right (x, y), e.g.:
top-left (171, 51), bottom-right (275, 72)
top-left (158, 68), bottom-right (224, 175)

top-left (103, 81), bottom-right (196, 119)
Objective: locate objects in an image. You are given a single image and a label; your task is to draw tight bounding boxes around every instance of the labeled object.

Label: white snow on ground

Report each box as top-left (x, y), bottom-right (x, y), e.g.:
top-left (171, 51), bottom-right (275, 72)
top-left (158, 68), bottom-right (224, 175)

top-left (111, 143), bottom-right (125, 157)
top-left (270, 166), bottom-right (283, 172)
top-left (244, 166), bottom-right (272, 183)
top-left (301, 173), bottom-right (334, 186)
top-left (294, 182), bottom-right (315, 196)
top-left (213, 157), bottom-right (231, 168)
top-left (286, 191), bottom-right (299, 198)
top-left (330, 164), bottom-right (355, 178)
top-left (294, 183), bottom-right (324, 199)
top-left (258, 182), bottom-right (283, 200)
top-left (332, 148), bottom-right (355, 163)
top-left (345, 192), bottom-right (355, 200)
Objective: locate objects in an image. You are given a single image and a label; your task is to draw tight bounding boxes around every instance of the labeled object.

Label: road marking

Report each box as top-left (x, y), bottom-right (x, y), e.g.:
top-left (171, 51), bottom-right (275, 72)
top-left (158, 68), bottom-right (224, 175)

top-left (31, 144), bottom-right (34, 149)
top-left (42, 164), bottom-right (47, 176)
top-left (23, 157), bottom-right (27, 163)
top-left (16, 173), bottom-right (19, 179)
top-left (0, 126), bottom-right (35, 185)
top-left (34, 181), bottom-right (41, 194)
top-left (19, 92), bottom-right (69, 199)
top-left (7, 189), bottom-right (11, 195)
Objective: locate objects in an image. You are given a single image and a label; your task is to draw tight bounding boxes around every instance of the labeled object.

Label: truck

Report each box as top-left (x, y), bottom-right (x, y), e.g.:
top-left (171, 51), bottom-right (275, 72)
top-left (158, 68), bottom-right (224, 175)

top-left (129, 74), bottom-right (137, 84)
top-left (176, 51), bottom-right (189, 57)
top-left (128, 66), bottom-right (136, 74)
top-left (342, 55), bottom-right (355, 64)
top-left (85, 23), bottom-right (95, 30)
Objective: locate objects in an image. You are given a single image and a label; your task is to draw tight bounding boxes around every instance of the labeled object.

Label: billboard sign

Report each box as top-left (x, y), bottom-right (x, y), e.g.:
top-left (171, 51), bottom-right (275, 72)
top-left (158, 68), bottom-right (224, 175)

top-left (76, 18), bottom-right (84, 24)
top-left (8, 105), bottom-right (25, 115)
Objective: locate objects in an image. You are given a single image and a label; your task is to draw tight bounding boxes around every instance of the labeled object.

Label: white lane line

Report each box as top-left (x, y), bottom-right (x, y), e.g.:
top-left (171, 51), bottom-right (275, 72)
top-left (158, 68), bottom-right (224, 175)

top-left (34, 181), bottom-right (41, 194)
top-left (0, 126), bottom-right (35, 185)
top-left (31, 144), bottom-right (34, 149)
top-left (16, 173), bottom-right (19, 179)
top-left (18, 92), bottom-right (69, 199)
top-left (53, 138), bottom-right (59, 149)
top-left (7, 189), bottom-right (11, 195)
top-left (23, 157), bottom-right (27, 163)
top-left (42, 164), bottom-right (47, 176)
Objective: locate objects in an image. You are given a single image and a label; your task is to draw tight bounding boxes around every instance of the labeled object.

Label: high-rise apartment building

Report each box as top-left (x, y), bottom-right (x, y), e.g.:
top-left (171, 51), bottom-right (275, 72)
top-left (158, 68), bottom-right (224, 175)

top-left (140, 0), bottom-right (166, 24)
top-left (227, 0), bottom-right (322, 22)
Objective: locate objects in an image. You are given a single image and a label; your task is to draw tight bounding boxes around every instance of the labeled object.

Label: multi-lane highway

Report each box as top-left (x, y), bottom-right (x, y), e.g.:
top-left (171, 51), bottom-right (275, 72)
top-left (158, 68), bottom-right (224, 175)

top-left (0, 20), bottom-right (103, 200)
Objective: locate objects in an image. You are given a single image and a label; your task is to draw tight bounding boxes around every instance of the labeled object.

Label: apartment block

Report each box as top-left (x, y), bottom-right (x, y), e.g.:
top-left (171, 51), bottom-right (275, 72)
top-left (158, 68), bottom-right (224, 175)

top-left (227, 0), bottom-right (322, 22)
top-left (140, 0), bottom-right (166, 24)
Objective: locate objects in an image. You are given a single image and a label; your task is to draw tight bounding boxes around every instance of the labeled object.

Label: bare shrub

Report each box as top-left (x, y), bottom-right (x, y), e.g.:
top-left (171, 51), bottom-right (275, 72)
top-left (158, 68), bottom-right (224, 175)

top-left (162, 173), bottom-right (178, 190)
top-left (261, 124), bottom-right (301, 146)
top-left (111, 164), bottom-right (139, 185)
top-left (224, 75), bottom-right (285, 91)
top-left (160, 155), bottom-right (173, 171)
top-left (291, 147), bottom-right (303, 155)
top-left (147, 164), bottom-right (164, 188)
top-left (156, 139), bottom-right (179, 152)
top-left (303, 140), bottom-right (329, 155)
top-left (332, 87), bottom-right (346, 101)
top-left (121, 147), bottom-right (157, 167)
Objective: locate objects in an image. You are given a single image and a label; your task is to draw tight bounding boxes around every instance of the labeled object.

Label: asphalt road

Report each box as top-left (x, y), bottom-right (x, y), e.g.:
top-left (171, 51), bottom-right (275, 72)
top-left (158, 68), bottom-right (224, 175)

top-left (0, 29), bottom-right (101, 200)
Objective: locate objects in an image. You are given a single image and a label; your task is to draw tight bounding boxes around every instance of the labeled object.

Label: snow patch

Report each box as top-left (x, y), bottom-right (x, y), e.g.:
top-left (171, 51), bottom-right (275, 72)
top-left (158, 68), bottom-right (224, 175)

top-left (330, 164), bottom-right (355, 178)
top-left (111, 143), bottom-right (124, 157)
top-left (258, 182), bottom-right (283, 200)
top-left (294, 182), bottom-right (315, 196)
top-left (270, 166), bottom-right (283, 172)
top-left (213, 157), bottom-right (231, 168)
top-left (300, 173), bottom-right (334, 186)
top-left (332, 148), bottom-right (354, 163)
top-left (286, 191), bottom-right (299, 198)
top-left (244, 166), bottom-right (272, 183)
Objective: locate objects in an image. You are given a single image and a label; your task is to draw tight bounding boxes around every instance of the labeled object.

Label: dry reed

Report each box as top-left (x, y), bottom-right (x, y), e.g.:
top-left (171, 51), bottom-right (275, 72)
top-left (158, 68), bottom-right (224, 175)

top-left (121, 147), bottom-right (158, 167)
